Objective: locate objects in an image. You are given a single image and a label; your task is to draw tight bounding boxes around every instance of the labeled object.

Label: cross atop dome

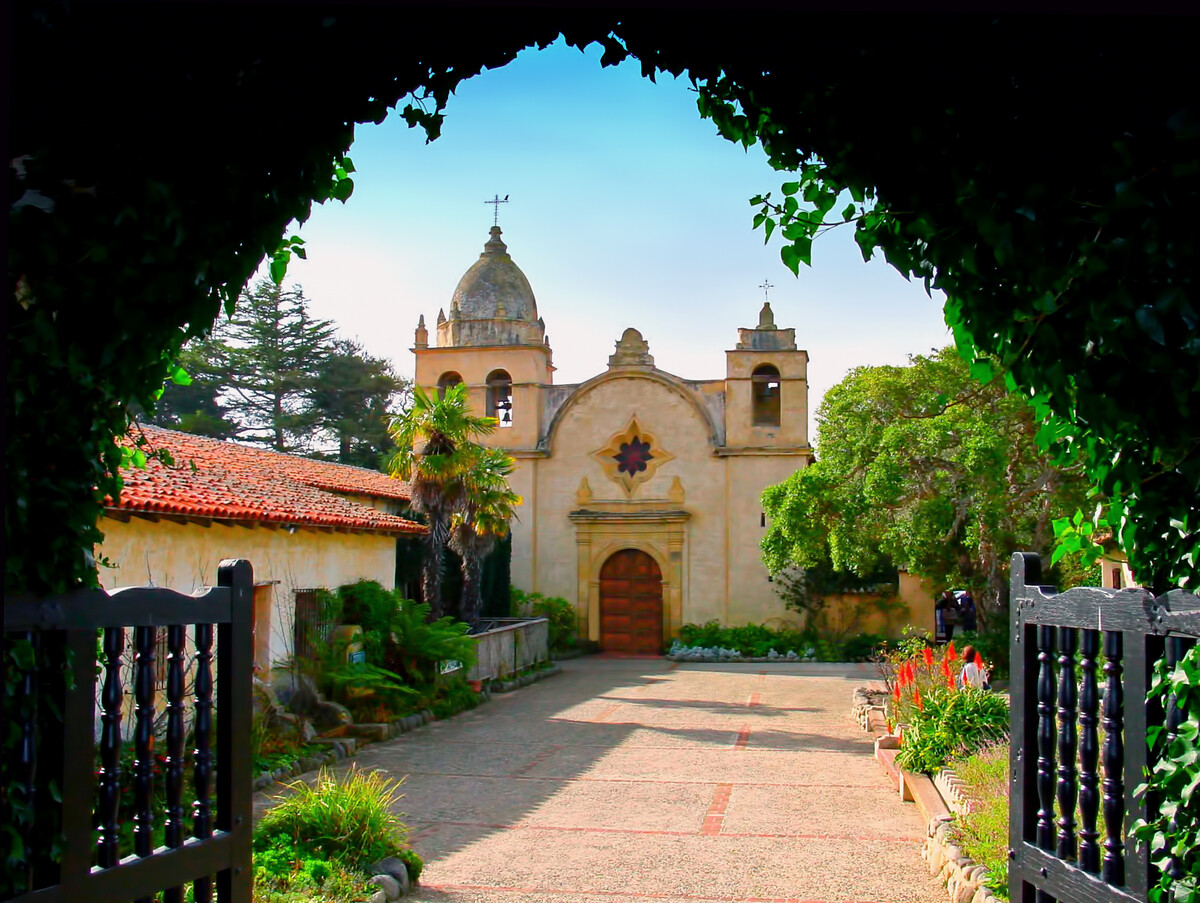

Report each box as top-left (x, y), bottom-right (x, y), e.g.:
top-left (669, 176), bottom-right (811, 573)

top-left (485, 193), bottom-right (509, 227)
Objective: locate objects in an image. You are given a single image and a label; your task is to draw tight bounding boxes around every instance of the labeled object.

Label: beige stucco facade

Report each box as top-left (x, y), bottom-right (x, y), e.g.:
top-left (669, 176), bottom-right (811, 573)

top-left (414, 226), bottom-right (816, 649)
top-left (98, 515), bottom-right (397, 669)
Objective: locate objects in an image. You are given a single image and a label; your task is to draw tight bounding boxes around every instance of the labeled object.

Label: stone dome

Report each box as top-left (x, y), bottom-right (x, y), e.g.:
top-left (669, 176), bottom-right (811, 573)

top-left (438, 227), bottom-right (546, 347)
top-left (452, 227), bottom-right (538, 321)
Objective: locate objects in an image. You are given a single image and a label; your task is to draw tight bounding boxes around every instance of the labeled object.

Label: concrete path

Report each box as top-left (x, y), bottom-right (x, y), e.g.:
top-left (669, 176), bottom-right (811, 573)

top-left (265, 657), bottom-right (945, 903)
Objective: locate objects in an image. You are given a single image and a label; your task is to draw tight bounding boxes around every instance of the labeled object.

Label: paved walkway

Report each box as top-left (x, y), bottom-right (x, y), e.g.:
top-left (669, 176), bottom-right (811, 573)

top-left (261, 657), bottom-right (945, 903)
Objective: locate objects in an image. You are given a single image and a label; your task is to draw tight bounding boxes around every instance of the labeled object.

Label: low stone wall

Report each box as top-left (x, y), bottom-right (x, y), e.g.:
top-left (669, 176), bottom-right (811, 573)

top-left (469, 617), bottom-right (550, 682)
top-left (924, 817), bottom-right (1003, 903)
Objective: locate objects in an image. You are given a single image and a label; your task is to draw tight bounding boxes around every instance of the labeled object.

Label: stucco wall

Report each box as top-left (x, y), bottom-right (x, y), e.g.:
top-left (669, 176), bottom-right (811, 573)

top-left (97, 516), bottom-right (397, 667)
top-left (725, 455), bottom-right (809, 625)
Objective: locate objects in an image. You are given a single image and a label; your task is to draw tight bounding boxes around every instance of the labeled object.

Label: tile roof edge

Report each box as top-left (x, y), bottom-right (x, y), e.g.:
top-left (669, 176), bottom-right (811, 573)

top-left (103, 506), bottom-right (426, 536)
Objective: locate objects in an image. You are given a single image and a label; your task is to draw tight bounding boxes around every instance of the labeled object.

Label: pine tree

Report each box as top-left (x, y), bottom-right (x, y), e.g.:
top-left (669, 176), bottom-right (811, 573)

top-left (311, 339), bottom-right (410, 468)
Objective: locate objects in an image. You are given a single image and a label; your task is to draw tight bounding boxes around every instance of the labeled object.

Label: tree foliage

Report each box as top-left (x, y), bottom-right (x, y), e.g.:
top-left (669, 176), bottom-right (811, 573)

top-left (11, 9), bottom-right (1197, 600)
top-left (762, 348), bottom-right (1091, 618)
top-left (449, 446), bottom-right (522, 630)
top-left (146, 279), bottom-right (407, 465)
top-left (387, 384), bottom-right (499, 620)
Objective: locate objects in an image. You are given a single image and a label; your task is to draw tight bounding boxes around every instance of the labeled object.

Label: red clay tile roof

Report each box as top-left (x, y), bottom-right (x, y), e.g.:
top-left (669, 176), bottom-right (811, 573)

top-left (109, 426), bottom-right (424, 535)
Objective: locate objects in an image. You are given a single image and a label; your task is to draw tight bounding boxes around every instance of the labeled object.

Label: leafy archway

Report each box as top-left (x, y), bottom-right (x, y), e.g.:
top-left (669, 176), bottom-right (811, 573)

top-left (10, 7), bottom-right (1197, 598)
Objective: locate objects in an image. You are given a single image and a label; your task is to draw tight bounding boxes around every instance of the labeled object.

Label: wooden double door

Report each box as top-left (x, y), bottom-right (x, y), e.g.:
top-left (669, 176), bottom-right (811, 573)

top-left (599, 549), bottom-right (664, 654)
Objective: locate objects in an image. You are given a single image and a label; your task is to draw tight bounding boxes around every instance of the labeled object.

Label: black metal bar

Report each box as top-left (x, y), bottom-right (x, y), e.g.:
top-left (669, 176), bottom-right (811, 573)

top-left (1101, 630), bottom-right (1125, 887)
top-left (215, 559), bottom-right (254, 903)
top-left (59, 629), bottom-right (98, 885)
top-left (1078, 628), bottom-right (1101, 874)
top-left (132, 625), bottom-right (156, 903)
top-left (192, 618), bottom-right (214, 903)
top-left (1036, 624), bottom-right (1057, 853)
top-left (1056, 625), bottom-right (1078, 861)
top-left (6, 586), bottom-right (232, 631)
top-left (1010, 552), bottom-right (1044, 903)
top-left (163, 622), bottom-right (187, 903)
top-left (12, 630), bottom-right (39, 893)
top-left (96, 626), bottom-right (125, 869)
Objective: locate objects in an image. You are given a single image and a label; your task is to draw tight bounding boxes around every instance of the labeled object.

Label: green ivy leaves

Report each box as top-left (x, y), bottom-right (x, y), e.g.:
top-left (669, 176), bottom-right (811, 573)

top-left (1133, 643), bottom-right (1200, 903)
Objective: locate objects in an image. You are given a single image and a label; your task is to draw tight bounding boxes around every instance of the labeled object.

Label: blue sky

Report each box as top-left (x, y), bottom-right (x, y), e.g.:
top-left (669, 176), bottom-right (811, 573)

top-left (280, 38), bottom-right (950, 443)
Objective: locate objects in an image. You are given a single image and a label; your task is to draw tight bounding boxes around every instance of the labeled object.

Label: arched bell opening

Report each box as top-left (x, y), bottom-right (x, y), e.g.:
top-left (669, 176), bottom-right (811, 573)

top-left (437, 370), bottom-right (464, 399)
top-left (486, 369), bottom-right (514, 428)
top-left (751, 363), bottom-right (781, 426)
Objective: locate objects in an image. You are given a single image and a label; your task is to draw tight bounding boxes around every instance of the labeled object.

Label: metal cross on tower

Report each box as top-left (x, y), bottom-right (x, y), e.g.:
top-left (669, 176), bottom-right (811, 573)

top-left (485, 194), bottom-right (509, 226)
top-left (759, 279), bottom-right (774, 302)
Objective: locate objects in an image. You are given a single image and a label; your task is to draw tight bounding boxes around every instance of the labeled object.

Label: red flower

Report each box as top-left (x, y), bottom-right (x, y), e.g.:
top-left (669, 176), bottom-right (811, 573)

top-left (924, 647), bottom-right (934, 669)
top-left (946, 641), bottom-right (957, 661)
top-left (893, 682), bottom-right (902, 700)
top-left (941, 658), bottom-right (952, 679)
top-left (914, 689), bottom-right (923, 711)
top-left (948, 674), bottom-right (957, 690)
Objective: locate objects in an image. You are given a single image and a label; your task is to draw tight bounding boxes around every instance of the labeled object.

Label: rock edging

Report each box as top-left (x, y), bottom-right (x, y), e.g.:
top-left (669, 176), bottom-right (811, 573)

top-left (924, 816), bottom-right (1003, 903)
top-left (252, 694), bottom-right (492, 792)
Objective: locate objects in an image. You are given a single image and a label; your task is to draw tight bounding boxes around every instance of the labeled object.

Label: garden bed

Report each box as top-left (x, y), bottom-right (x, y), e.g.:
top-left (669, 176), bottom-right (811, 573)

top-left (853, 685), bottom-right (1008, 903)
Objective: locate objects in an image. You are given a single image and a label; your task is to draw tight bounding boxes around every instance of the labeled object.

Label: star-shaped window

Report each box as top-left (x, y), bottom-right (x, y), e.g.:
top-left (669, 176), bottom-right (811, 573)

top-left (614, 436), bottom-right (654, 475)
top-left (591, 417), bottom-right (674, 497)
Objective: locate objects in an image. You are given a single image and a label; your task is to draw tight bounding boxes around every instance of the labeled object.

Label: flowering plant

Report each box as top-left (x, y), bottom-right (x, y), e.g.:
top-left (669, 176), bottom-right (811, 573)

top-left (879, 639), bottom-right (967, 732)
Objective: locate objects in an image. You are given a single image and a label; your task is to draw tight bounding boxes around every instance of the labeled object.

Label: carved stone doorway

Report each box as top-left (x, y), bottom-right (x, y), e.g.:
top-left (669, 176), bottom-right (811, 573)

top-left (599, 549), bottom-right (663, 653)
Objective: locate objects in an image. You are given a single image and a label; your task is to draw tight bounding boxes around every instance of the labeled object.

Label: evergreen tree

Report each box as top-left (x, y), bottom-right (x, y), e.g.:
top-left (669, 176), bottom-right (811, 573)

top-left (311, 338), bottom-right (410, 468)
top-left (219, 279), bottom-right (336, 452)
top-left (151, 279), bottom-right (415, 456)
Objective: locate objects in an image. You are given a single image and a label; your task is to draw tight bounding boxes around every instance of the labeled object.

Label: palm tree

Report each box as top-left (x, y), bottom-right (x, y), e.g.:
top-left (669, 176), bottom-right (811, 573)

top-left (449, 446), bottom-right (522, 630)
top-left (388, 383), bottom-right (495, 619)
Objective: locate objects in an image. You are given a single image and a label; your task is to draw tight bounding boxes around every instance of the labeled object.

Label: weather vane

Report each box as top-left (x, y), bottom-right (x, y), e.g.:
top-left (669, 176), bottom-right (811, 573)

top-left (485, 193), bottom-right (509, 227)
top-left (759, 278), bottom-right (774, 302)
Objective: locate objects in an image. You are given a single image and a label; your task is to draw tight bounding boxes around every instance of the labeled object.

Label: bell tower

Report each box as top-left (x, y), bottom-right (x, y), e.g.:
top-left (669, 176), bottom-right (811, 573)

top-left (412, 224), bottom-right (554, 453)
top-left (724, 301), bottom-right (809, 450)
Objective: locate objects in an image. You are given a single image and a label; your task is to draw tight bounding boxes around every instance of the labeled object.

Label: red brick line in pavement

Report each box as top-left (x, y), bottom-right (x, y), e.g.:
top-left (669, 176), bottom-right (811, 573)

top-left (508, 744), bottom-right (563, 776)
top-left (733, 724), bottom-right (751, 749)
top-left (386, 769), bottom-right (875, 789)
top-left (423, 882), bottom-right (889, 903)
top-left (424, 819), bottom-right (923, 845)
top-left (747, 692), bottom-right (762, 707)
top-left (700, 782), bottom-right (733, 835)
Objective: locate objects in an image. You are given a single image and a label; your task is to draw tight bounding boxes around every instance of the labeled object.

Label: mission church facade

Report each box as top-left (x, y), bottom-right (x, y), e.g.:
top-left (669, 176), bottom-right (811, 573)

top-left (412, 226), bottom-right (813, 652)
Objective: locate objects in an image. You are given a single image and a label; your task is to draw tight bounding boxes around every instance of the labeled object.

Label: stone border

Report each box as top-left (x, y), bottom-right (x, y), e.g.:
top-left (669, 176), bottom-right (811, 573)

top-left (252, 695), bottom-right (492, 791)
top-left (924, 816), bottom-right (1003, 903)
top-left (488, 662), bottom-right (562, 694)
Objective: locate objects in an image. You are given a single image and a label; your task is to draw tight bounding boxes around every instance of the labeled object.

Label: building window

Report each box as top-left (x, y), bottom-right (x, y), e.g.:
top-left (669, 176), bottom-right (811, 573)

top-left (437, 371), bottom-right (463, 399)
top-left (760, 512), bottom-right (767, 527)
top-left (752, 364), bottom-right (781, 426)
top-left (486, 369), bottom-right (513, 427)
top-left (1111, 567), bottom-right (1123, 589)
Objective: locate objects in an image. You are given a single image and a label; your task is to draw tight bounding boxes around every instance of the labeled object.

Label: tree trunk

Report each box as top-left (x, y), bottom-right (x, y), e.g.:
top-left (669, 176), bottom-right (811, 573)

top-left (423, 513), bottom-right (449, 620)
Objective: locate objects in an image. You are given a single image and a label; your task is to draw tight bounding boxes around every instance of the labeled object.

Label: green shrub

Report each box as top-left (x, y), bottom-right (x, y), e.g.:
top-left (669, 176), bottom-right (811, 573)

top-left (254, 765), bottom-right (410, 873)
top-left (511, 588), bottom-right (577, 652)
top-left (675, 620), bottom-right (887, 660)
top-left (393, 846), bottom-right (424, 884)
top-left (895, 686), bottom-right (1009, 775)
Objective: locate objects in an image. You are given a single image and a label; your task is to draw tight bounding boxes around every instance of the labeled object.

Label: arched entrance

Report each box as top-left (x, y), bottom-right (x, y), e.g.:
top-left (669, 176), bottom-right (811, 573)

top-left (599, 549), bottom-right (663, 653)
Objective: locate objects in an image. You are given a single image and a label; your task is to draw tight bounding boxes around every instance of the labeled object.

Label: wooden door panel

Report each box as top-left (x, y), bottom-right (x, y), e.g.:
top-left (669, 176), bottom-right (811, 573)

top-left (600, 549), bottom-right (663, 654)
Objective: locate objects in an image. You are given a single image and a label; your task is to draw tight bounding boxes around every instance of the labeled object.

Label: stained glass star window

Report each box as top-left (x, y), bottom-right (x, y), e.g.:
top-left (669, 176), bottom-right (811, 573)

top-left (614, 436), bottom-right (654, 475)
